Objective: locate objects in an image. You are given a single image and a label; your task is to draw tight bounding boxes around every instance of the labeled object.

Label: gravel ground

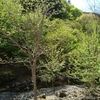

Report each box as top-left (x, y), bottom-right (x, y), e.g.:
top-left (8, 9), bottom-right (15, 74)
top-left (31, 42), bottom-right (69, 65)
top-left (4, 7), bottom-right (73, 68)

top-left (0, 85), bottom-right (89, 100)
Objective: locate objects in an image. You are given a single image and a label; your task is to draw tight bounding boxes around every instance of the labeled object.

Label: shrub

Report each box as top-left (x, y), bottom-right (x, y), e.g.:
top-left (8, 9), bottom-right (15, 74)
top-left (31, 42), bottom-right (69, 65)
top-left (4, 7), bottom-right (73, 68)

top-left (69, 32), bottom-right (100, 88)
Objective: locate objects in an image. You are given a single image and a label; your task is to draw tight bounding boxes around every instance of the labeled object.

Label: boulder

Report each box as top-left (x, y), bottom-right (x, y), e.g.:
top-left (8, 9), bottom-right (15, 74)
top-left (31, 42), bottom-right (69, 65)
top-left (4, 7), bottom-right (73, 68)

top-left (55, 86), bottom-right (87, 100)
top-left (37, 93), bottom-right (46, 100)
top-left (55, 90), bottom-right (67, 97)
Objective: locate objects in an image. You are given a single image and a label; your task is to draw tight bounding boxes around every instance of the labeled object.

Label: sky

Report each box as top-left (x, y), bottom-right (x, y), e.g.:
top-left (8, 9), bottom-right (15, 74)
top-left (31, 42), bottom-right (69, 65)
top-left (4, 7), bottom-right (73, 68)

top-left (69, 0), bottom-right (100, 13)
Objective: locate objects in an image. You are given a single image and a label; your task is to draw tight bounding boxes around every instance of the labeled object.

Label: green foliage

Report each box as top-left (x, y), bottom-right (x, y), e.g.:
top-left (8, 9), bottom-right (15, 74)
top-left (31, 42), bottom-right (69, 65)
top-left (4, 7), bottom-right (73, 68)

top-left (20, 0), bottom-right (82, 20)
top-left (20, 0), bottom-right (67, 19)
top-left (0, 1), bottom-right (53, 99)
top-left (0, 0), bottom-right (30, 60)
top-left (0, 0), bottom-right (49, 53)
top-left (69, 32), bottom-right (100, 87)
top-left (44, 19), bottom-right (80, 54)
top-left (38, 19), bottom-right (81, 82)
top-left (0, 37), bottom-right (27, 62)
top-left (76, 14), bottom-right (100, 33)
top-left (69, 5), bottom-right (82, 20)
top-left (64, 19), bottom-right (82, 30)
top-left (1, 0), bottom-right (100, 91)
top-left (59, 2), bottom-right (82, 20)
top-left (38, 45), bottom-right (65, 82)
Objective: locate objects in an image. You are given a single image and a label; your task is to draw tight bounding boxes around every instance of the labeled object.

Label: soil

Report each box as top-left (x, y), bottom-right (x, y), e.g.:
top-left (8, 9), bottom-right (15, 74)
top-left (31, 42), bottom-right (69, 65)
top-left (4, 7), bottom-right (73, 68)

top-left (0, 64), bottom-right (82, 92)
top-left (0, 64), bottom-right (31, 92)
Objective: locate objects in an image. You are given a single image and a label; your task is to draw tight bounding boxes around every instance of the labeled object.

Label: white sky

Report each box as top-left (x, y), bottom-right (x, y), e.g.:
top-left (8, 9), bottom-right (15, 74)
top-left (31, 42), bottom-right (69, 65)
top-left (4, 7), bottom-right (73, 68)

top-left (70, 0), bottom-right (100, 13)
top-left (71, 0), bottom-right (89, 12)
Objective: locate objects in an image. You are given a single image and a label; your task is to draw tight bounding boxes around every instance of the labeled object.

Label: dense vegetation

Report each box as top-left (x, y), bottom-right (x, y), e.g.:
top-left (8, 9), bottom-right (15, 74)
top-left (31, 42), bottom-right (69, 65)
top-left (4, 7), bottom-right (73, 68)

top-left (0, 0), bottom-right (100, 99)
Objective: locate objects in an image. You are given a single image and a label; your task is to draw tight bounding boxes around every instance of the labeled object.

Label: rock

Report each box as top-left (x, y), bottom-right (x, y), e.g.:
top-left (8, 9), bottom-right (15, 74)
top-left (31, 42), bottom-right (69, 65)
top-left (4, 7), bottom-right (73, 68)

top-left (55, 86), bottom-right (87, 100)
top-left (55, 90), bottom-right (67, 97)
top-left (9, 78), bottom-right (33, 92)
top-left (1, 85), bottom-right (100, 100)
top-left (90, 90), bottom-right (100, 97)
top-left (37, 93), bottom-right (46, 99)
top-left (82, 90), bottom-right (100, 100)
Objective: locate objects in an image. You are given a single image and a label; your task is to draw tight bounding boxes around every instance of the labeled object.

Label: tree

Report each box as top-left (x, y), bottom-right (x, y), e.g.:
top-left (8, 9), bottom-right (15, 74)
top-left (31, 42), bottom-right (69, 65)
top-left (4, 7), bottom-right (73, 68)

top-left (0, 0), bottom-right (55, 99)
top-left (20, 0), bottom-right (68, 19)
top-left (70, 5), bottom-right (82, 20)
top-left (20, 0), bottom-right (82, 20)
top-left (38, 45), bottom-right (65, 86)
top-left (76, 13), bottom-right (100, 33)
top-left (69, 31), bottom-right (100, 88)
top-left (44, 19), bottom-right (80, 54)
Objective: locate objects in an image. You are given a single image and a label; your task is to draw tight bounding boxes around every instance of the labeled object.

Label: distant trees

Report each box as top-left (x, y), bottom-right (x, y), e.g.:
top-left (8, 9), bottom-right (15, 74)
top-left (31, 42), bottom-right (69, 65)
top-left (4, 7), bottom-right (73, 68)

top-left (39, 19), bottom-right (80, 83)
top-left (44, 19), bottom-right (79, 54)
top-left (69, 13), bottom-right (100, 88)
top-left (20, 0), bottom-right (82, 20)
top-left (70, 5), bottom-right (82, 20)
top-left (20, 0), bottom-right (67, 19)
top-left (76, 13), bottom-right (100, 33)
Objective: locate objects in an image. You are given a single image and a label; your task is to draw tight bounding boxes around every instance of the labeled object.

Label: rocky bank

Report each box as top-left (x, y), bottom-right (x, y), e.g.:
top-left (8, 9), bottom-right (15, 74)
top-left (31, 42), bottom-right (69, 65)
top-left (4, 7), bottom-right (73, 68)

top-left (0, 85), bottom-right (100, 100)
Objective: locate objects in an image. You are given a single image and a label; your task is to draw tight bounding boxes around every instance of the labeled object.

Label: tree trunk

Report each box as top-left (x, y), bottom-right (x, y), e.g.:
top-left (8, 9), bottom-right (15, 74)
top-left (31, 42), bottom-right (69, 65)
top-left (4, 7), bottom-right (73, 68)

top-left (32, 31), bottom-right (40, 100)
top-left (31, 57), bottom-right (37, 100)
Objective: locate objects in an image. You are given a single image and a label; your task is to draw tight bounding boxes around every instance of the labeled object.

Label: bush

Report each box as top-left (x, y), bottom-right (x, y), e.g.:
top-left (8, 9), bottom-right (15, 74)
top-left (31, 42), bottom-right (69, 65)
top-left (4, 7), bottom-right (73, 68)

top-left (76, 13), bottom-right (100, 33)
top-left (69, 32), bottom-right (100, 88)
top-left (44, 19), bottom-right (79, 54)
top-left (38, 45), bottom-right (65, 83)
top-left (38, 19), bottom-right (81, 83)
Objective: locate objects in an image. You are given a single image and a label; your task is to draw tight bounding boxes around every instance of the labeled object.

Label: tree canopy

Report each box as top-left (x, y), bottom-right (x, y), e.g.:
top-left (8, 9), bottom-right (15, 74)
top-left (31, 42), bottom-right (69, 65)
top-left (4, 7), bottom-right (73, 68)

top-left (1, 0), bottom-right (100, 99)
